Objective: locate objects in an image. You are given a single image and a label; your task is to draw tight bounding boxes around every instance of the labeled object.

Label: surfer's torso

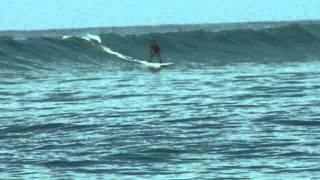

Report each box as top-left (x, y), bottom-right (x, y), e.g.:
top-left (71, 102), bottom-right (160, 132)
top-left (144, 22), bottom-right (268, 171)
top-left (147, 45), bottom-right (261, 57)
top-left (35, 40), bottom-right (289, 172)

top-left (151, 44), bottom-right (160, 53)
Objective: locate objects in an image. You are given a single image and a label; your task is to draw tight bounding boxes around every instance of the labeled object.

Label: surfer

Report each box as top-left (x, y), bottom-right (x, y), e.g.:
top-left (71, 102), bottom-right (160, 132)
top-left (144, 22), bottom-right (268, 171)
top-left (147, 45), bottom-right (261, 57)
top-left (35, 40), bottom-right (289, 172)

top-left (149, 40), bottom-right (162, 63)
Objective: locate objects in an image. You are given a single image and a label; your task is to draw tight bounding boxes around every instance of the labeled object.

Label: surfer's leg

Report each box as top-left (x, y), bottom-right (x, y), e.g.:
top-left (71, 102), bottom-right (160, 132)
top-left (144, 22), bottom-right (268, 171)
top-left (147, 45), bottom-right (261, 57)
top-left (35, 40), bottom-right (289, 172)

top-left (149, 53), bottom-right (154, 62)
top-left (157, 53), bottom-right (162, 63)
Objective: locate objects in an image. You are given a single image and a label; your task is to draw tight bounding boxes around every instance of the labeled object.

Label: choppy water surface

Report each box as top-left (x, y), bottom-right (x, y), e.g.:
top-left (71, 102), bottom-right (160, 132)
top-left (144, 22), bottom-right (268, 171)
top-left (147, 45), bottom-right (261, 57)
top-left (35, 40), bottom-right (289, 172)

top-left (1, 61), bottom-right (320, 179)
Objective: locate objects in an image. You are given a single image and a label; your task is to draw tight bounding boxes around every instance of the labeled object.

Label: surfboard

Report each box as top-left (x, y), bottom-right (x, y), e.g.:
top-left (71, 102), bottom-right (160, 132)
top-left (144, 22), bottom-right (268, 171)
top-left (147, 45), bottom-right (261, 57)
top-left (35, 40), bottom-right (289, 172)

top-left (138, 61), bottom-right (174, 69)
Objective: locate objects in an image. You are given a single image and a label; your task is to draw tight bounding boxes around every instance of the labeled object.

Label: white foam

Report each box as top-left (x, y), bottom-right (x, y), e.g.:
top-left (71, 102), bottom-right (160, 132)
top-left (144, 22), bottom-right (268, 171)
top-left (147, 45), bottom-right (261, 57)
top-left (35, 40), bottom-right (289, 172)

top-left (63, 34), bottom-right (102, 43)
top-left (62, 36), bottom-right (72, 40)
top-left (81, 34), bottom-right (102, 44)
top-left (101, 46), bottom-right (174, 68)
top-left (101, 46), bottom-right (137, 62)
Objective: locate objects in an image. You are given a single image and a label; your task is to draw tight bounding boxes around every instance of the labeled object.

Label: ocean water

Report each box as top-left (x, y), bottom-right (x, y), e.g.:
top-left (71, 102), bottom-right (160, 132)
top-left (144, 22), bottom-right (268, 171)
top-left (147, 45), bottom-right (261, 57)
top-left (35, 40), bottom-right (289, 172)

top-left (1, 21), bottom-right (320, 179)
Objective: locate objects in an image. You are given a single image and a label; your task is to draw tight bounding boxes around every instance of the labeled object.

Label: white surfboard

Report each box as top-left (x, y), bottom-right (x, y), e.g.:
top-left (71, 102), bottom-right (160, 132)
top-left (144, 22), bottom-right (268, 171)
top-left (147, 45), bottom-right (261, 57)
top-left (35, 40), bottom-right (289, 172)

top-left (138, 61), bottom-right (174, 69)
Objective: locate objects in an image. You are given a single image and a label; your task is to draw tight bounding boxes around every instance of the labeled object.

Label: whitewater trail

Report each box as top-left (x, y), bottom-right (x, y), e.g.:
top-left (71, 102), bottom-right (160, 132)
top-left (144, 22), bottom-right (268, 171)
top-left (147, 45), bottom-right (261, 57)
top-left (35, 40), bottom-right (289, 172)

top-left (79, 34), bottom-right (173, 68)
top-left (64, 34), bottom-right (135, 61)
top-left (78, 34), bottom-right (143, 62)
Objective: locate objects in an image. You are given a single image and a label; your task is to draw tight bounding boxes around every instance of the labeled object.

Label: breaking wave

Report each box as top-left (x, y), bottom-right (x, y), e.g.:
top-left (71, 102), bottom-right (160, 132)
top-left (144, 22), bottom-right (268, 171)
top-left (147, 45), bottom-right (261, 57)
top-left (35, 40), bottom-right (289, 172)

top-left (1, 21), bottom-right (320, 71)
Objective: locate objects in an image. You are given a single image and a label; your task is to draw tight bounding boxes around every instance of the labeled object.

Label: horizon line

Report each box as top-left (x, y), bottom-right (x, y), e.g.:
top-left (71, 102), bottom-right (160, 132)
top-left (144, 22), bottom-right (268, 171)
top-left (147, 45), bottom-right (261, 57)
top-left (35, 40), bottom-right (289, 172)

top-left (1, 19), bottom-right (320, 32)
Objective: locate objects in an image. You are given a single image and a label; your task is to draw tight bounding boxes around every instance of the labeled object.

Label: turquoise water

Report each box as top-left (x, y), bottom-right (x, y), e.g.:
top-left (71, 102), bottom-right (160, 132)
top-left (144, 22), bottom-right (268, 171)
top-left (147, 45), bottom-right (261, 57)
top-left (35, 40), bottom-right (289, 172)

top-left (1, 61), bottom-right (320, 179)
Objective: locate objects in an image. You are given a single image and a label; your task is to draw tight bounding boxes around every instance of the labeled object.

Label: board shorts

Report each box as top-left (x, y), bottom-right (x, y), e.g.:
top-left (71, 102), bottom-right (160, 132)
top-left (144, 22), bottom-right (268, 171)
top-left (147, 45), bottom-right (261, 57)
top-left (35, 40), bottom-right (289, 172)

top-left (151, 52), bottom-right (161, 57)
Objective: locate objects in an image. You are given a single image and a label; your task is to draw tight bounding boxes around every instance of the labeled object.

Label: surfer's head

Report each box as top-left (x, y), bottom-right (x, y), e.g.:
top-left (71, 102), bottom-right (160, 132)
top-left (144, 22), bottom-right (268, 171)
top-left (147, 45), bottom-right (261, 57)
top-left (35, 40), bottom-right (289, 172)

top-left (152, 40), bottom-right (157, 44)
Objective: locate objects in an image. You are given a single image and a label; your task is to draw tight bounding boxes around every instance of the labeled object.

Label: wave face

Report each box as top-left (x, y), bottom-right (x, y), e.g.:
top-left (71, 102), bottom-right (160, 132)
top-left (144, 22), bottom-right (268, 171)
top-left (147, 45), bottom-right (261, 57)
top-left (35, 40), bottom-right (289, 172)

top-left (1, 21), bottom-right (320, 71)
